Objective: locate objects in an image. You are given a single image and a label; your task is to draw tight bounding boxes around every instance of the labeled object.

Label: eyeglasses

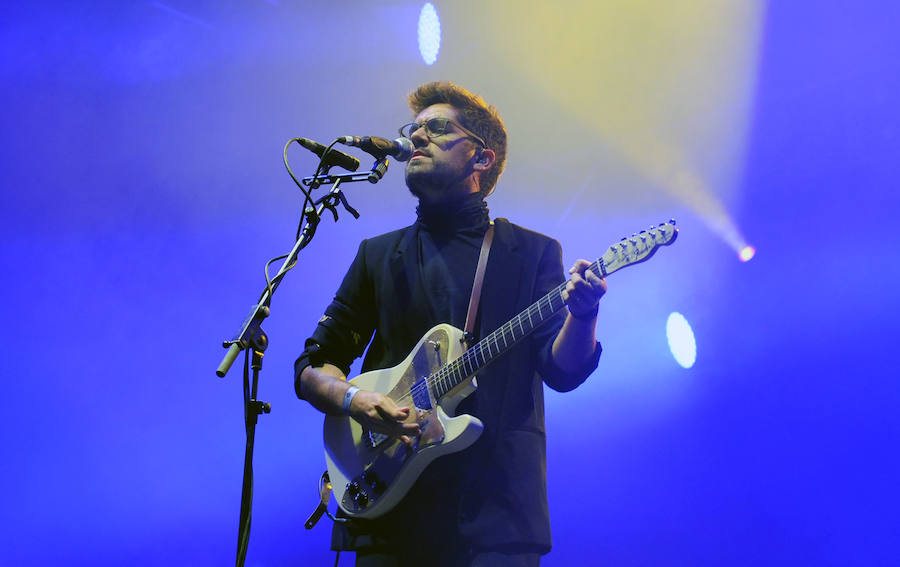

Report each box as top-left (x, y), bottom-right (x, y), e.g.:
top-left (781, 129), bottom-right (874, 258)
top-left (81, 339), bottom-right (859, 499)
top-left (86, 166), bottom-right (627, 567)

top-left (398, 117), bottom-right (487, 148)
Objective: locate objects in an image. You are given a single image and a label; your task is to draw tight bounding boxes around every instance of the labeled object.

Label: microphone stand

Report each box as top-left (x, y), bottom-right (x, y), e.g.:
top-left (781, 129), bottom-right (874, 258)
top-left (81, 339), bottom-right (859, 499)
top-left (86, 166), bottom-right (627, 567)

top-left (216, 155), bottom-right (390, 567)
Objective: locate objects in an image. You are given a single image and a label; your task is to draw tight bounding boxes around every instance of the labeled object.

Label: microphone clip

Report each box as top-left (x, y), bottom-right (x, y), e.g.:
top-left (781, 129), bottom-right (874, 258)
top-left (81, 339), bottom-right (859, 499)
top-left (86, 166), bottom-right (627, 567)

top-left (367, 157), bottom-right (390, 183)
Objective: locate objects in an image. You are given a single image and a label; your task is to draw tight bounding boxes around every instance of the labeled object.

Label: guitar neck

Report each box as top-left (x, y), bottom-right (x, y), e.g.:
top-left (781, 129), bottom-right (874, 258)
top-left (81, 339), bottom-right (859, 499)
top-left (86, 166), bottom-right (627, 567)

top-left (429, 220), bottom-right (677, 400)
top-left (431, 259), bottom-right (605, 399)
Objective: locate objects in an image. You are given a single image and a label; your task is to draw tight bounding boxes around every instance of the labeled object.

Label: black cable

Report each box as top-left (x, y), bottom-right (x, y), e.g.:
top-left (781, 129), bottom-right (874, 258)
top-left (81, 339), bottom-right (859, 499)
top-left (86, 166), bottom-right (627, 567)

top-left (261, 137), bottom-right (336, 305)
top-left (236, 348), bottom-right (254, 566)
top-left (284, 137), bottom-right (315, 216)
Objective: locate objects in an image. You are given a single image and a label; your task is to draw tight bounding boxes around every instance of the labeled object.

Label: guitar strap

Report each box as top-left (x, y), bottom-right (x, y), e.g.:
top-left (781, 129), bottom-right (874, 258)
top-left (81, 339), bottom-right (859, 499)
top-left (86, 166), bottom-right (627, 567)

top-left (463, 221), bottom-right (494, 344)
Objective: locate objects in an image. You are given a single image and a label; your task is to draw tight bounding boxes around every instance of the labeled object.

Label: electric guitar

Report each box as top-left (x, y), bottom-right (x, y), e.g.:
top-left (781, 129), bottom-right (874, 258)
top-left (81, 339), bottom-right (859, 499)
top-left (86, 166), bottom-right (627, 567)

top-left (323, 220), bottom-right (678, 519)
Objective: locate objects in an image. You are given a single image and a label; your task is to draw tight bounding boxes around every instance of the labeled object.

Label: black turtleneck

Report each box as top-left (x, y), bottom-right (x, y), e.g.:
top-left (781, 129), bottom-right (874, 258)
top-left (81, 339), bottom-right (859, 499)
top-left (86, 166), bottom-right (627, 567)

top-left (414, 192), bottom-right (491, 330)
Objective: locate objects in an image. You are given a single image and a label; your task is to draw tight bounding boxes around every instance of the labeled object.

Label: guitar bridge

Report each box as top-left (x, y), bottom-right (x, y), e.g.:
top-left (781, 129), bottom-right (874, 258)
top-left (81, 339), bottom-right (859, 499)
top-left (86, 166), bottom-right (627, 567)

top-left (367, 430), bottom-right (390, 449)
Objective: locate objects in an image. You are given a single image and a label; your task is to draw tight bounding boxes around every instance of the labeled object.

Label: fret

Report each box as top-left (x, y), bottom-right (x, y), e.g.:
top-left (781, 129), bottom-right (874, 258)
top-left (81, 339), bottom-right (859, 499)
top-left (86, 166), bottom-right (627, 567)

top-left (444, 368), bottom-right (453, 395)
top-left (431, 269), bottom-right (586, 398)
top-left (441, 367), bottom-right (449, 392)
top-left (435, 370), bottom-right (445, 398)
top-left (440, 370), bottom-right (449, 396)
top-left (430, 265), bottom-right (585, 396)
top-left (451, 364), bottom-right (462, 390)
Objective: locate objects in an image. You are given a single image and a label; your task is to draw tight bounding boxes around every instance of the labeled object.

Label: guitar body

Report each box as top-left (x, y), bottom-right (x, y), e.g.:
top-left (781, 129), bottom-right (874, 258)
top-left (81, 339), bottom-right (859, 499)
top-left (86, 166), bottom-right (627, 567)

top-left (323, 323), bottom-right (483, 519)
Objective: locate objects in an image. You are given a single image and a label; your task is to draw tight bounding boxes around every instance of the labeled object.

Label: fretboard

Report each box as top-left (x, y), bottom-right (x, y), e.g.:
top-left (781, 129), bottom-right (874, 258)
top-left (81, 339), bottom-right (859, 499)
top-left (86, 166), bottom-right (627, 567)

top-left (430, 258), bottom-right (604, 399)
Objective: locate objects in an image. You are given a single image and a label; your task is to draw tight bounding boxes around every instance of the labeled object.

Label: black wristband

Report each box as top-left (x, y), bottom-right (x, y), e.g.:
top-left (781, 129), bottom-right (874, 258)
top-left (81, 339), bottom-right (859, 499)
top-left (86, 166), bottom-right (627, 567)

top-left (569, 304), bottom-right (599, 321)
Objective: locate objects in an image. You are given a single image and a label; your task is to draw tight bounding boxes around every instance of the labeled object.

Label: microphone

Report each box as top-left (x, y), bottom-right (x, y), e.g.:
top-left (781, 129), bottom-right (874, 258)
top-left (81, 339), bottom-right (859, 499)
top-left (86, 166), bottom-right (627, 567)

top-left (338, 136), bottom-right (414, 162)
top-left (296, 137), bottom-right (360, 172)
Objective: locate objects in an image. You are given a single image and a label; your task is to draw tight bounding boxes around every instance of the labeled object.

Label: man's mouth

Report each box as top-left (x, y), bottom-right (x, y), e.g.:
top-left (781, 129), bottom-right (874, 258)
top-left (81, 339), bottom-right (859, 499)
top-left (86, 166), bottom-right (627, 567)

top-left (411, 150), bottom-right (428, 159)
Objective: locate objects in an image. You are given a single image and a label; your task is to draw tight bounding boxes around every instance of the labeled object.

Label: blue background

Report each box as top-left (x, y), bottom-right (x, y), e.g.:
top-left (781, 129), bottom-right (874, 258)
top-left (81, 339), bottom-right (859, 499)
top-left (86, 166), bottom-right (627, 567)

top-left (1, 1), bottom-right (898, 565)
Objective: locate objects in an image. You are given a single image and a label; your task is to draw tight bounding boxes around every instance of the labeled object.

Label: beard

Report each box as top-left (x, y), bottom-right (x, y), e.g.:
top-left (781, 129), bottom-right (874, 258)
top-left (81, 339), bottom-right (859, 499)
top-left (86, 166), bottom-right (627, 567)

top-left (405, 159), bottom-right (474, 205)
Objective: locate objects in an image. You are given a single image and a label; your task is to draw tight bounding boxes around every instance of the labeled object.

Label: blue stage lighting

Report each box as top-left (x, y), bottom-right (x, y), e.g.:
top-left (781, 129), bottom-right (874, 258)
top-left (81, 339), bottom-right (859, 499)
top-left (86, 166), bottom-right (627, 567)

top-left (666, 312), bottom-right (696, 368)
top-left (418, 3), bottom-right (441, 65)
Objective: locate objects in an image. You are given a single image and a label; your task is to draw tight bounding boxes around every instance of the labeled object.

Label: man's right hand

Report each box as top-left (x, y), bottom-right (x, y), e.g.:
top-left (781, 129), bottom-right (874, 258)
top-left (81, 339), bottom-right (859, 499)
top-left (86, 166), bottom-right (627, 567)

top-left (347, 390), bottom-right (421, 443)
top-left (299, 363), bottom-right (420, 444)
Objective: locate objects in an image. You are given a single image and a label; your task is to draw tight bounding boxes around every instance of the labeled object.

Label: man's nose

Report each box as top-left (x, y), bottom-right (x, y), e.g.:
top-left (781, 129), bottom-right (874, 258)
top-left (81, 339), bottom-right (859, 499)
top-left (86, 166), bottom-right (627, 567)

top-left (409, 127), bottom-right (429, 147)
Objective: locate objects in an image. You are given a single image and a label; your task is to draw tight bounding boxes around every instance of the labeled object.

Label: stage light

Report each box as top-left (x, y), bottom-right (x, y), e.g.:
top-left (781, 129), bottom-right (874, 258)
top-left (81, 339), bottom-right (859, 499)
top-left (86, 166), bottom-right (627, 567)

top-left (418, 3), bottom-right (441, 65)
top-left (473, 1), bottom-right (762, 260)
top-left (739, 245), bottom-right (756, 262)
top-left (666, 312), bottom-right (696, 369)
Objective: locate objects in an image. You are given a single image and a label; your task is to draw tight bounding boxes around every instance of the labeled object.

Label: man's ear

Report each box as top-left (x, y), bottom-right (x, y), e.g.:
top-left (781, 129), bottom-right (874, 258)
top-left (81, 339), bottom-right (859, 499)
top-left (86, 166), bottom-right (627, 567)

top-left (473, 148), bottom-right (496, 172)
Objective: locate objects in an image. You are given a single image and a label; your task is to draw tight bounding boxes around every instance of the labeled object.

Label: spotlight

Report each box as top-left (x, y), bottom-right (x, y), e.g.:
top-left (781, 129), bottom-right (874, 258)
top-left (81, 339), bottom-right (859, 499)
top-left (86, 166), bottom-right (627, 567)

top-left (739, 245), bottom-right (756, 262)
top-left (418, 3), bottom-right (441, 65)
top-left (666, 312), bottom-right (696, 369)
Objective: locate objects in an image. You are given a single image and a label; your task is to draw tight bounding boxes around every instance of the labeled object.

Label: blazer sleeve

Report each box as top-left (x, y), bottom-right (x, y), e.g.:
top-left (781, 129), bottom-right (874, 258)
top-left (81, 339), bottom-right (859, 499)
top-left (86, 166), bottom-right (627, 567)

top-left (294, 239), bottom-right (378, 394)
top-left (529, 237), bottom-right (602, 392)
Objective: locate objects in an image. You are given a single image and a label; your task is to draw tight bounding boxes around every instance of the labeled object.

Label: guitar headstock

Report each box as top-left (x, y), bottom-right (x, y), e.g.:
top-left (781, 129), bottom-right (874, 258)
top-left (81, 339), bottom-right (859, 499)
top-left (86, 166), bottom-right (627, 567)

top-left (596, 220), bottom-right (678, 277)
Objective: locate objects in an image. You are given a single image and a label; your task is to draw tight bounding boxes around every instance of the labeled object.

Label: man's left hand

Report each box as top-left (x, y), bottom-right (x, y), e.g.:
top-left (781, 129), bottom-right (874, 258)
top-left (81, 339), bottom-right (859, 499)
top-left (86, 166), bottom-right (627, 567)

top-left (561, 259), bottom-right (607, 319)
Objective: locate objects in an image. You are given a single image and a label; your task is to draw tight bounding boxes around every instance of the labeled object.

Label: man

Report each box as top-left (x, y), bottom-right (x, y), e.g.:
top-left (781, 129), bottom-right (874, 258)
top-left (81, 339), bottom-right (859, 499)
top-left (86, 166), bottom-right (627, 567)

top-left (295, 81), bottom-right (606, 566)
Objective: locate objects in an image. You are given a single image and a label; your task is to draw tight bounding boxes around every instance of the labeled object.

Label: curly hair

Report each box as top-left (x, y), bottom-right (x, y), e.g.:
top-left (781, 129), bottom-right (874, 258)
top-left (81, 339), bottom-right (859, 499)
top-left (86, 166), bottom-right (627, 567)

top-left (408, 81), bottom-right (507, 196)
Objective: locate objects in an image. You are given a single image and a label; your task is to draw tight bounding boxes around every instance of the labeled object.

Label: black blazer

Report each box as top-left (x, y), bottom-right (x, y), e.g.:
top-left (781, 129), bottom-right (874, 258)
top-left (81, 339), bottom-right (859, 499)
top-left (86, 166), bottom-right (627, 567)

top-left (297, 218), bottom-right (600, 553)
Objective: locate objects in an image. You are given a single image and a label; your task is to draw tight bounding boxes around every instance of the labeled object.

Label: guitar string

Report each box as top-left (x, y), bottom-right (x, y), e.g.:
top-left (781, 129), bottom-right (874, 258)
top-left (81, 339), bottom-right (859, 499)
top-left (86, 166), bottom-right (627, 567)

top-left (390, 285), bottom-right (565, 407)
top-left (390, 254), bottom-right (611, 407)
top-left (367, 228), bottom-right (672, 435)
top-left (390, 257), bottom-right (603, 407)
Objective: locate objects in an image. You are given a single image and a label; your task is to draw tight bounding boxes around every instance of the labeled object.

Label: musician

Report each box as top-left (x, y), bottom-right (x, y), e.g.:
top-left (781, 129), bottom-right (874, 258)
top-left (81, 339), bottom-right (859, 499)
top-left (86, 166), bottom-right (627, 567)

top-left (295, 81), bottom-right (606, 566)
